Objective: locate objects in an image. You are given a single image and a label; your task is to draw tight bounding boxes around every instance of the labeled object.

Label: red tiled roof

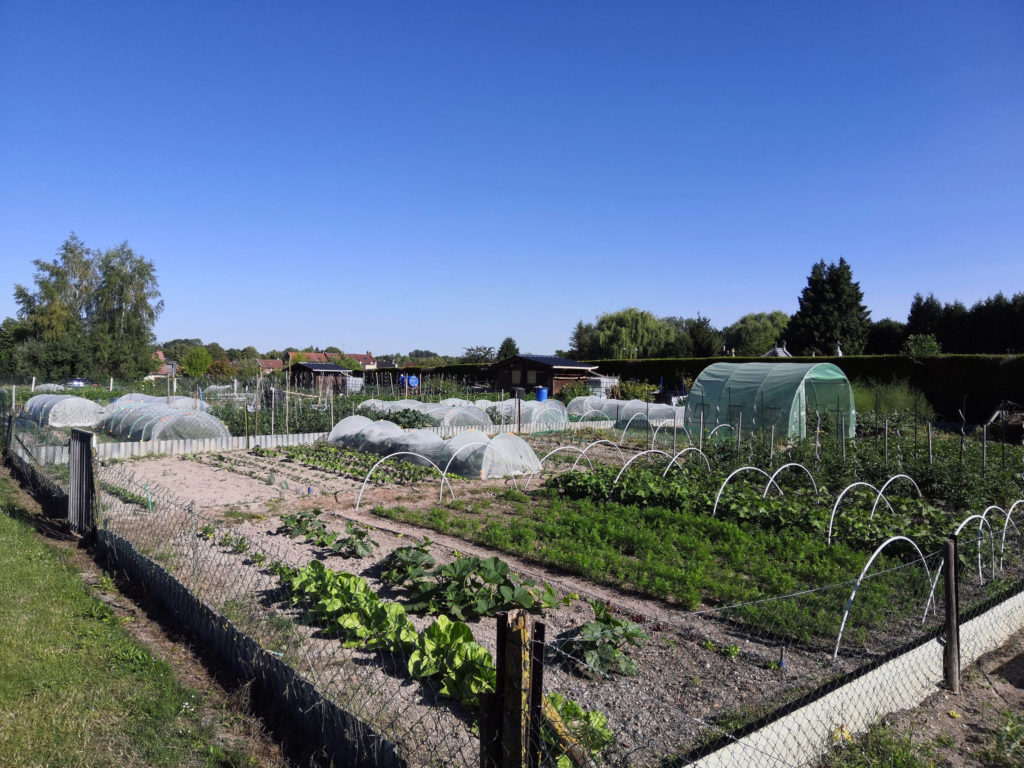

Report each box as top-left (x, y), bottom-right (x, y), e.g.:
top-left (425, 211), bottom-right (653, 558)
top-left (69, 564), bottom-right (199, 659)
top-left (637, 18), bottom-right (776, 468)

top-left (258, 359), bottom-right (283, 370)
top-left (350, 353), bottom-right (375, 365)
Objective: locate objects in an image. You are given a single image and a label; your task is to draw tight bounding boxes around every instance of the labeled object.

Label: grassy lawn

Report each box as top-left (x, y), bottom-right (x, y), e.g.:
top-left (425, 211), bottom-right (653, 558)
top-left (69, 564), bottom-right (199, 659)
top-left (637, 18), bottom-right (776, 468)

top-left (0, 475), bottom-right (256, 768)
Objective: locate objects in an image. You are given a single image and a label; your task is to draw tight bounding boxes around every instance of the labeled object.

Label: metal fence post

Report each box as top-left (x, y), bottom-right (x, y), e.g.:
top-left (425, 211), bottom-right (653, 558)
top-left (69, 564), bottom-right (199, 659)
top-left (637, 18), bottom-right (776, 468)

top-left (68, 428), bottom-right (96, 537)
top-left (943, 536), bottom-right (961, 694)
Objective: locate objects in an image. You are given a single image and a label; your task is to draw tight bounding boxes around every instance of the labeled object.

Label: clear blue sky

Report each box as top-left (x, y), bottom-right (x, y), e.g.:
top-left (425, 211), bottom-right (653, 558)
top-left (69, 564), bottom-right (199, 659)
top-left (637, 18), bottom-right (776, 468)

top-left (2, 2), bottom-right (1022, 356)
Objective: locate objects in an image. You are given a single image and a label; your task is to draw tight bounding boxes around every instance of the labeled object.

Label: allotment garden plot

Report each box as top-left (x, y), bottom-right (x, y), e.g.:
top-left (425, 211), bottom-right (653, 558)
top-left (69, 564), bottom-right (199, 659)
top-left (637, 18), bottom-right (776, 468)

top-left (90, 417), bottom-right (1024, 768)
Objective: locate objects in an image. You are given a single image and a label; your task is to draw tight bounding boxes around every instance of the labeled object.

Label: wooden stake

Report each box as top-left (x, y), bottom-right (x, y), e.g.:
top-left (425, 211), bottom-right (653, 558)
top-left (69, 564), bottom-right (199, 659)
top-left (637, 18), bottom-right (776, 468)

top-left (943, 537), bottom-right (961, 694)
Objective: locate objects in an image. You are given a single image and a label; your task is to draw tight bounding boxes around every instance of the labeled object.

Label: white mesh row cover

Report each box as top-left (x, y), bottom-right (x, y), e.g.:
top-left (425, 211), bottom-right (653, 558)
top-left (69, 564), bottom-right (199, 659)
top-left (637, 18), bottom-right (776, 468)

top-left (492, 399), bottom-right (570, 429)
top-left (22, 395), bottom-right (103, 428)
top-left (326, 417), bottom-right (541, 479)
top-left (116, 393), bottom-right (209, 412)
top-left (327, 415), bottom-right (375, 444)
top-left (97, 402), bottom-right (230, 441)
top-left (34, 383), bottom-right (66, 393)
top-left (566, 396), bottom-right (683, 424)
top-left (438, 406), bottom-right (492, 428)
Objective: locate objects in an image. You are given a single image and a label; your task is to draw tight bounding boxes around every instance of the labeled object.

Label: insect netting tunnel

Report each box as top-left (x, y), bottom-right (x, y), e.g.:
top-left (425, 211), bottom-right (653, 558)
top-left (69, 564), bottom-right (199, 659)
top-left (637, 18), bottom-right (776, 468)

top-left (683, 362), bottom-right (856, 439)
top-left (22, 394), bottom-right (103, 428)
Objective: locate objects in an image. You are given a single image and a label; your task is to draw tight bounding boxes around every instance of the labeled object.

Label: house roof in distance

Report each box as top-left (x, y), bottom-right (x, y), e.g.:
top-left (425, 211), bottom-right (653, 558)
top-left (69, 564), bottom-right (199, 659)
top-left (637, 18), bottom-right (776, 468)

top-left (493, 354), bottom-right (597, 370)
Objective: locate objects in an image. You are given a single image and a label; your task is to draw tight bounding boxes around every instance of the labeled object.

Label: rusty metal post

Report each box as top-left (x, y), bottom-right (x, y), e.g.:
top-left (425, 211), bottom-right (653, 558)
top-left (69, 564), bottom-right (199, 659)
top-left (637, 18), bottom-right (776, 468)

top-left (68, 428), bottom-right (96, 537)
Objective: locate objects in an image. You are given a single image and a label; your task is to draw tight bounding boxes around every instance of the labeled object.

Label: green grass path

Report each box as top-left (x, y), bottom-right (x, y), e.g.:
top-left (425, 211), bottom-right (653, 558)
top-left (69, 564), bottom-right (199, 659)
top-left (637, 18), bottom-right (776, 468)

top-left (0, 476), bottom-right (249, 768)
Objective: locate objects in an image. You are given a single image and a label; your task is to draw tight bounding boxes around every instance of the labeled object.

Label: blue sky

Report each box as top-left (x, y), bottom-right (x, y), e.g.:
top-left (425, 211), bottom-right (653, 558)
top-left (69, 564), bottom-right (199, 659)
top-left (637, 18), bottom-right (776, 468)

top-left (2, 2), bottom-right (1022, 356)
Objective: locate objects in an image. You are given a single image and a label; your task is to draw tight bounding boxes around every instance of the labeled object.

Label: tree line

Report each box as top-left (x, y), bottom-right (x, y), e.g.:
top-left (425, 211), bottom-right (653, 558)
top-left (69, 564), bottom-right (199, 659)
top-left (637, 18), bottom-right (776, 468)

top-left (0, 234), bottom-right (162, 380)
top-left (3, 239), bottom-right (1021, 383)
top-left (562, 258), bottom-right (1023, 359)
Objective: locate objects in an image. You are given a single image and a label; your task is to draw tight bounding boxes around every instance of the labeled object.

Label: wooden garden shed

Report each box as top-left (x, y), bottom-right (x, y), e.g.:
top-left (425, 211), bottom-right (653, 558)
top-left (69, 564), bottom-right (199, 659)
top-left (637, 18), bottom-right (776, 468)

top-left (489, 355), bottom-right (597, 396)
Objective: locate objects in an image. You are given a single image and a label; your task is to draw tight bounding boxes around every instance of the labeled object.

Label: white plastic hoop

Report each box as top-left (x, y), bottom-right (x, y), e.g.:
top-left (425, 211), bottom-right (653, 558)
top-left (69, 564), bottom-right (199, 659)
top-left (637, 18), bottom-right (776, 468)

top-left (355, 452), bottom-right (455, 512)
top-left (712, 467), bottom-right (783, 517)
top-left (833, 535), bottom-right (932, 659)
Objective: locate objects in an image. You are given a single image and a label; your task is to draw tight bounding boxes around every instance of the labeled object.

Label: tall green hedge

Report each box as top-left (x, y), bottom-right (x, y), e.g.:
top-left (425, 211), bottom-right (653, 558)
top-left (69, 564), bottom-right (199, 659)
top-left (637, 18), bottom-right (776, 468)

top-left (386, 355), bottom-right (1023, 422)
top-left (585, 355), bottom-right (1023, 422)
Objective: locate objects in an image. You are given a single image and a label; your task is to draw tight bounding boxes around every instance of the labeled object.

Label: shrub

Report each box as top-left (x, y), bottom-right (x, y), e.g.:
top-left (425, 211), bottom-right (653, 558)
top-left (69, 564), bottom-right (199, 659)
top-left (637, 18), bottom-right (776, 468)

top-left (555, 380), bottom-right (590, 404)
top-left (852, 379), bottom-right (935, 420)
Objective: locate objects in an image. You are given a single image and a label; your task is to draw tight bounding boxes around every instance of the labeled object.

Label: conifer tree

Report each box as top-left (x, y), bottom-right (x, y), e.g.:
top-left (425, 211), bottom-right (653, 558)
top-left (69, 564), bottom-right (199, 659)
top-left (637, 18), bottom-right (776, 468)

top-left (787, 258), bottom-right (870, 355)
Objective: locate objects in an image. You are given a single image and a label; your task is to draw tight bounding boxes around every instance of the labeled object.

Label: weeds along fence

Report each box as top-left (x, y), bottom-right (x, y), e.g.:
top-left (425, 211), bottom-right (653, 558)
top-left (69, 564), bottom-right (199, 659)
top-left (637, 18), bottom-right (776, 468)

top-left (3, 421), bottom-right (1024, 767)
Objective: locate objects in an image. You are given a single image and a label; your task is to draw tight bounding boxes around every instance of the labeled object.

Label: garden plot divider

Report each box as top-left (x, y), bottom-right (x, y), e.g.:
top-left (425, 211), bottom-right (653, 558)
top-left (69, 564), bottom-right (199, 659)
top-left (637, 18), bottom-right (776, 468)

top-left (3, 426), bottom-right (1024, 768)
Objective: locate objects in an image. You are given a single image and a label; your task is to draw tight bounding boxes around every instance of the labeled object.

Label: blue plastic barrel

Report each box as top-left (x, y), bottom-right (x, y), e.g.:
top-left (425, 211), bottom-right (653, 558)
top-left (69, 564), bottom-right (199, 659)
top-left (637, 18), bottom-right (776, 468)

top-left (408, 375), bottom-right (419, 388)
top-left (535, 386), bottom-right (548, 401)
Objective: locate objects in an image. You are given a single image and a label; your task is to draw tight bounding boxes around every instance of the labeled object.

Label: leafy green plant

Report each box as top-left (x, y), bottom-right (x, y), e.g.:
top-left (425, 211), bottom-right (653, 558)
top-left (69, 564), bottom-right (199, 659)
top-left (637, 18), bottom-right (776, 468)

top-left (407, 615), bottom-right (496, 707)
top-left (277, 509), bottom-right (378, 558)
top-left (198, 524), bottom-right (215, 540)
top-left (543, 692), bottom-right (614, 766)
top-left (406, 554), bottom-right (554, 620)
top-left (981, 709), bottom-right (1024, 767)
top-left (557, 599), bottom-right (647, 676)
top-left (380, 539), bottom-right (436, 587)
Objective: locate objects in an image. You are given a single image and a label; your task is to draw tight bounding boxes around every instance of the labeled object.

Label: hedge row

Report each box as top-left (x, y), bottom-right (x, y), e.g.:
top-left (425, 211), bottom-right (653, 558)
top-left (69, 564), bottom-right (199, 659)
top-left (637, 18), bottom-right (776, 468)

top-left (368, 356), bottom-right (1023, 422)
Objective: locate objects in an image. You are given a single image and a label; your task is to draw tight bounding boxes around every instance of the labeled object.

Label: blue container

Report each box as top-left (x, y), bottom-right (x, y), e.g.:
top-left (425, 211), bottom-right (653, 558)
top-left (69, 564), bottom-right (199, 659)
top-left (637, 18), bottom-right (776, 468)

top-left (535, 386), bottom-right (548, 402)
top-left (408, 375), bottom-right (419, 389)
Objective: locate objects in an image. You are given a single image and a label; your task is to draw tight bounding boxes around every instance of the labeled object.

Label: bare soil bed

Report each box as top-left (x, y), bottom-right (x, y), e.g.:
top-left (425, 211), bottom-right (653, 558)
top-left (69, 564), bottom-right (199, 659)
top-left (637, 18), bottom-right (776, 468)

top-left (96, 450), bottom-right (952, 767)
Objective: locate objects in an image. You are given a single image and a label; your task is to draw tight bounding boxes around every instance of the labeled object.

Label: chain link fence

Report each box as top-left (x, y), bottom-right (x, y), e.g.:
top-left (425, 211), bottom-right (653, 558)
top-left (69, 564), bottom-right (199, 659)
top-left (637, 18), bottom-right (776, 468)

top-left (2, 416), bottom-right (1023, 768)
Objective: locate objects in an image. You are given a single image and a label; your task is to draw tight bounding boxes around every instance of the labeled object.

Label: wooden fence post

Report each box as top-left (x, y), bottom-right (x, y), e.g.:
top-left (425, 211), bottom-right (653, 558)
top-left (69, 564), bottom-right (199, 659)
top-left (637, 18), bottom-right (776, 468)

top-left (943, 536), bottom-right (961, 694)
top-left (501, 610), bottom-right (530, 768)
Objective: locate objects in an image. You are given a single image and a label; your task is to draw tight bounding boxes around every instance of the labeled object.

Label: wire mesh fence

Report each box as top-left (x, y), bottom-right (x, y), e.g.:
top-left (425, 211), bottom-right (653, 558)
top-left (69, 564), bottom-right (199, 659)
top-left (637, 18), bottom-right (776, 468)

top-left (3, 415), bottom-right (1024, 767)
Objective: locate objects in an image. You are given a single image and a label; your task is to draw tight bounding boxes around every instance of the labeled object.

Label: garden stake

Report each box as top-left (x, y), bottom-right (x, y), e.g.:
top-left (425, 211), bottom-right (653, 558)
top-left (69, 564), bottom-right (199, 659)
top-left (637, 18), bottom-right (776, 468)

top-left (884, 419), bottom-right (889, 465)
top-left (982, 424), bottom-right (987, 475)
top-left (928, 423), bottom-right (933, 465)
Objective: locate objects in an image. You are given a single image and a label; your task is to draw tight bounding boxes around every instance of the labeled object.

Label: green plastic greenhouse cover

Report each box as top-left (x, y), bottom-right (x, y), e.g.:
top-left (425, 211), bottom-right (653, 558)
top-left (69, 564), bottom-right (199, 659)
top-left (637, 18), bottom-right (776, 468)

top-left (684, 362), bottom-right (855, 439)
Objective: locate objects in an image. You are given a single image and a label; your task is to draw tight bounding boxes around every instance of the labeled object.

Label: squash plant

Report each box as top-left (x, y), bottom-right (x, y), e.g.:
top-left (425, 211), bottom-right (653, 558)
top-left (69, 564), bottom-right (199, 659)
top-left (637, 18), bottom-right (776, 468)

top-left (557, 599), bottom-right (647, 676)
top-left (407, 555), bottom-right (560, 620)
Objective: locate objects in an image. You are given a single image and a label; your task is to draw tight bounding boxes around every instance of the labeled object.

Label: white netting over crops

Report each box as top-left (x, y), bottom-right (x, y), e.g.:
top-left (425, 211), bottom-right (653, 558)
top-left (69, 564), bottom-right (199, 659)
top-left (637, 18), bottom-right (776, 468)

top-left (116, 393), bottom-right (210, 412)
top-left (326, 415), bottom-right (375, 444)
top-left (22, 394), bottom-right (103, 428)
top-left (566, 396), bottom-right (683, 424)
top-left (96, 402), bottom-right (230, 441)
top-left (34, 383), bottom-right (66, 393)
top-left (437, 405), bottom-right (492, 428)
top-left (389, 430), bottom-right (445, 466)
top-left (327, 417), bottom-right (541, 478)
top-left (492, 399), bottom-right (570, 429)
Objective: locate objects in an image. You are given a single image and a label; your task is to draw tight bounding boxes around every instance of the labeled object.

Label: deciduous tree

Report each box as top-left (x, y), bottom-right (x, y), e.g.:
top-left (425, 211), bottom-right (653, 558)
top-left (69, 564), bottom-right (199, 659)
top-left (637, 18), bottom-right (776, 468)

top-left (722, 311), bottom-right (790, 356)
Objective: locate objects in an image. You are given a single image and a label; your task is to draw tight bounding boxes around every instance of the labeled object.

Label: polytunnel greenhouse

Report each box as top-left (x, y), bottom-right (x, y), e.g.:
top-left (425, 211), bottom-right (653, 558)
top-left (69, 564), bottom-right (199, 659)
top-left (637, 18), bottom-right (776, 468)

top-left (683, 362), bottom-right (855, 439)
top-left (22, 395), bottom-right (103, 428)
top-left (96, 402), bottom-right (231, 441)
top-left (326, 415), bottom-right (541, 479)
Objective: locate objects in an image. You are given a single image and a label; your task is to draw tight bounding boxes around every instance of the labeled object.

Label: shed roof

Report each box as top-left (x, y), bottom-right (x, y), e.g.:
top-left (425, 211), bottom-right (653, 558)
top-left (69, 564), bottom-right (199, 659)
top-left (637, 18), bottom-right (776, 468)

top-left (492, 354), bottom-right (596, 370)
top-left (289, 362), bottom-right (351, 373)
